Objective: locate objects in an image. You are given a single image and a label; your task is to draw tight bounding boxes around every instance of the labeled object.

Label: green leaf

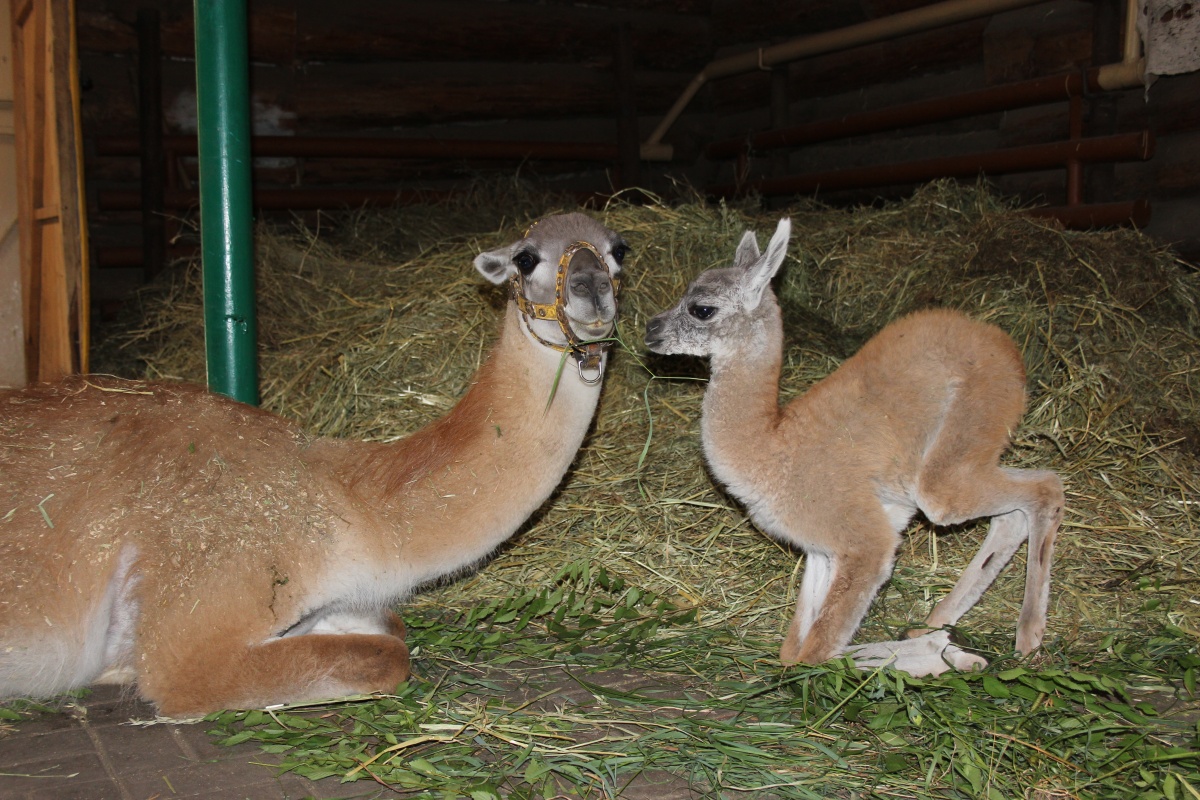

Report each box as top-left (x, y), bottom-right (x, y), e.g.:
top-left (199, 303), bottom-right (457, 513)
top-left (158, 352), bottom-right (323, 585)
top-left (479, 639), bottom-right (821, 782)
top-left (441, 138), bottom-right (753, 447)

top-left (524, 757), bottom-right (552, 784)
top-left (983, 675), bottom-right (1011, 699)
top-left (944, 677), bottom-right (972, 693)
top-left (219, 730), bottom-right (257, 747)
top-left (1010, 684), bottom-right (1041, 702)
top-left (957, 762), bottom-right (985, 795)
top-left (409, 757), bottom-right (443, 777)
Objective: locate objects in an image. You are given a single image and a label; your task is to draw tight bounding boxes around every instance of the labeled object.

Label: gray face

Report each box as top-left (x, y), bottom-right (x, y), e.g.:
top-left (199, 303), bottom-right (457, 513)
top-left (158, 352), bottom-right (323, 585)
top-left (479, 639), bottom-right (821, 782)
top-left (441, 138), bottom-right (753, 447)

top-left (645, 218), bottom-right (793, 360)
top-left (644, 267), bottom-right (746, 357)
top-left (474, 213), bottom-right (630, 342)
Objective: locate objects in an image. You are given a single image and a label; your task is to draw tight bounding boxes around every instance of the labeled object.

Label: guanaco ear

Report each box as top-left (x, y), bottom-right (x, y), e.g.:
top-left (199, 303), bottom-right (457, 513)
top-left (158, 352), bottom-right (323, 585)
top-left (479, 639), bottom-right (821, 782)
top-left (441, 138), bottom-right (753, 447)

top-left (741, 217), bottom-right (791, 310)
top-left (474, 245), bottom-right (515, 285)
top-left (732, 229), bottom-right (761, 269)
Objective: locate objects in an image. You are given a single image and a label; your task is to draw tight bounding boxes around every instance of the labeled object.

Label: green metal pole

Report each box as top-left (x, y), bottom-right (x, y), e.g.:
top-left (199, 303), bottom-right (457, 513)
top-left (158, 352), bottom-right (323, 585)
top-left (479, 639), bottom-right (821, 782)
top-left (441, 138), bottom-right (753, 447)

top-left (194, 0), bottom-right (258, 404)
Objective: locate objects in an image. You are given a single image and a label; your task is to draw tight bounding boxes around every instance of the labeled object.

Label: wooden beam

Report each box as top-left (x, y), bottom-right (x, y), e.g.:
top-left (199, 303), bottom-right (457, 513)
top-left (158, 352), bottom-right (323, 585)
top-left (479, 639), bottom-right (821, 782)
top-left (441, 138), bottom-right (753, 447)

top-left (12, 0), bottom-right (89, 381)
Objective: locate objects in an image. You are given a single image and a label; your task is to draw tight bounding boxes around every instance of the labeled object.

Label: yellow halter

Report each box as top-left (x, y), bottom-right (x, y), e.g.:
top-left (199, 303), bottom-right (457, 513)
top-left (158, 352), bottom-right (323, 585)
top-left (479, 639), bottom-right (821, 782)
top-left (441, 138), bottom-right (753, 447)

top-left (508, 229), bottom-right (620, 385)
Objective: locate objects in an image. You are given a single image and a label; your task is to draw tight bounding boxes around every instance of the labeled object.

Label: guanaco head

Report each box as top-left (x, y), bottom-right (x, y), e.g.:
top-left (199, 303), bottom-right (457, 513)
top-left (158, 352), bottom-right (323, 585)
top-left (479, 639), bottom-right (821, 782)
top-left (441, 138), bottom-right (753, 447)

top-left (474, 212), bottom-right (629, 345)
top-left (645, 217), bottom-right (791, 358)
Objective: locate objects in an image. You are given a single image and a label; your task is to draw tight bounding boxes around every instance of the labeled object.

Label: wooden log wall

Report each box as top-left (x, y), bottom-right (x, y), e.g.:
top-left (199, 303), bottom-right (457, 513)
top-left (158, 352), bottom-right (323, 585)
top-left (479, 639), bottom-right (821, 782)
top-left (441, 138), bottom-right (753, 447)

top-left (78, 0), bottom-right (713, 305)
top-left (77, 0), bottom-right (1199, 310)
top-left (700, 0), bottom-right (1200, 261)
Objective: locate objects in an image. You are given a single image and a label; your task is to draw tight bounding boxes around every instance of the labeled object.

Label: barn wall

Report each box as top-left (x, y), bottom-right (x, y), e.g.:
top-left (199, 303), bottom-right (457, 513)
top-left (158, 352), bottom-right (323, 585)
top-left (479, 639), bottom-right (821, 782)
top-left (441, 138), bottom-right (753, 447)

top-left (76, 0), bottom-right (1199, 311)
top-left (692, 0), bottom-right (1200, 260)
top-left (78, 0), bottom-right (713, 308)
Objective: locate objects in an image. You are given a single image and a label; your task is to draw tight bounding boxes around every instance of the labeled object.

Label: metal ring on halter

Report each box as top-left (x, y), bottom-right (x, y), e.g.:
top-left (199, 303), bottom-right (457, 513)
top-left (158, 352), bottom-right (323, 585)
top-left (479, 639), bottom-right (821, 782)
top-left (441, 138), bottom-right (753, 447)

top-left (577, 358), bottom-right (603, 385)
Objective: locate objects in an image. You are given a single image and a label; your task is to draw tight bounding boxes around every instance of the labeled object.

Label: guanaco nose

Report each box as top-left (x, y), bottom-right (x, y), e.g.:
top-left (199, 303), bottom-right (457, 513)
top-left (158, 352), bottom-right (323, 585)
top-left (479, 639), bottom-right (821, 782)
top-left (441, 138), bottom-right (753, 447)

top-left (567, 248), bottom-right (613, 313)
top-left (645, 316), bottom-right (665, 341)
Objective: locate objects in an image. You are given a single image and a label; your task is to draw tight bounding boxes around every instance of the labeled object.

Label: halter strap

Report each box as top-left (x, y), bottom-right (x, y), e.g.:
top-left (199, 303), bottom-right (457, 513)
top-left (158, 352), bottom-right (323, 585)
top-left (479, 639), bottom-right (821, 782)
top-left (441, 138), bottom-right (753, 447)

top-left (508, 236), bottom-right (619, 386)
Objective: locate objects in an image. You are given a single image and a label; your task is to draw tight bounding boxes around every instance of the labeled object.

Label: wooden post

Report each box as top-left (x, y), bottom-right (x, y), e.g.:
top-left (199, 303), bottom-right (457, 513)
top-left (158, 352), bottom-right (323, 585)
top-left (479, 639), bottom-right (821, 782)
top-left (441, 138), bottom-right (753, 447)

top-left (10, 0), bottom-right (89, 382)
top-left (0, 0), bottom-right (21, 387)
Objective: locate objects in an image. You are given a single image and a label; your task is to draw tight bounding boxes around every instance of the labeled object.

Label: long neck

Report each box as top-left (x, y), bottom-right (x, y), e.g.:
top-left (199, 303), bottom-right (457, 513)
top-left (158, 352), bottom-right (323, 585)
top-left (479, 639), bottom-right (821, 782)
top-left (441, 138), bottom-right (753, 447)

top-left (341, 303), bottom-right (603, 578)
top-left (700, 296), bottom-right (784, 487)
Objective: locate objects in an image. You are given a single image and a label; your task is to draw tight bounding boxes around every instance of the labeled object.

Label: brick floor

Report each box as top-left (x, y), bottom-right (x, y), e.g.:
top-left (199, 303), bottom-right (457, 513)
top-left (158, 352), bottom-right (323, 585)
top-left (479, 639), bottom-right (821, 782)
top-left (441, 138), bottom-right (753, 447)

top-left (0, 667), bottom-right (704, 799)
top-left (0, 686), bottom-right (397, 800)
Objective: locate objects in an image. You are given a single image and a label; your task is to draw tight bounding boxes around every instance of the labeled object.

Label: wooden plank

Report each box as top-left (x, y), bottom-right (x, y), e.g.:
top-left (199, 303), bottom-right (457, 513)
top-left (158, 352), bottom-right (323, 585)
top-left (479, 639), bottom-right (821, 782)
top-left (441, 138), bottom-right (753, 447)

top-left (0, 0), bottom-right (22, 388)
top-left (1117, 72), bottom-right (1200, 137)
top-left (711, 0), bottom-right (864, 48)
top-left (983, 0), bottom-right (1093, 85)
top-left (37, 198), bottom-right (71, 378)
top-left (295, 1), bottom-right (711, 71)
top-left (615, 22), bottom-right (641, 188)
top-left (295, 62), bottom-right (692, 128)
top-left (535, 0), bottom-right (710, 13)
top-left (78, 53), bottom-right (296, 137)
top-left (707, 20), bottom-right (988, 112)
top-left (12, 0), bottom-right (44, 382)
top-left (52, 0), bottom-right (86, 372)
top-left (77, 53), bottom-right (139, 131)
top-left (76, 1), bottom-right (711, 71)
top-left (862, 0), bottom-right (953, 15)
top-left (32, 0), bottom-right (70, 379)
top-left (76, 1), bottom-right (297, 63)
top-left (11, 0), bottom-right (87, 381)
top-left (1144, 130), bottom-right (1200, 198)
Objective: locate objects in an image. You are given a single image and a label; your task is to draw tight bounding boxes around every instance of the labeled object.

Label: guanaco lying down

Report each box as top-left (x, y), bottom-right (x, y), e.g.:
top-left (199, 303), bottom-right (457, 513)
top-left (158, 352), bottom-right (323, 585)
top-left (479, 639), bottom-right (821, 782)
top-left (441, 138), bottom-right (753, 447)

top-left (645, 218), bottom-right (1064, 676)
top-left (0, 212), bottom-right (629, 717)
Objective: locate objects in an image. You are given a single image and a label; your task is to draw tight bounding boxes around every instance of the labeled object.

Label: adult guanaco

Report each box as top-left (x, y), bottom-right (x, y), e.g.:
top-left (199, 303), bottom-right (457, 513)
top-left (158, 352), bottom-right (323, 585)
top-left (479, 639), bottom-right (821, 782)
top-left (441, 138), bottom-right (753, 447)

top-left (0, 212), bottom-right (629, 716)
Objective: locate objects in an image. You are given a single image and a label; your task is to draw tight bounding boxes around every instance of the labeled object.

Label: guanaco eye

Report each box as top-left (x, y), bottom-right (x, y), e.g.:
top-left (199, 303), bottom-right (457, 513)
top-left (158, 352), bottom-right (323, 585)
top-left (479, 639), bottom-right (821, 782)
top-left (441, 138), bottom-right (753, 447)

top-left (611, 244), bottom-right (629, 265)
top-left (513, 251), bottom-right (539, 275)
top-left (688, 304), bottom-right (717, 321)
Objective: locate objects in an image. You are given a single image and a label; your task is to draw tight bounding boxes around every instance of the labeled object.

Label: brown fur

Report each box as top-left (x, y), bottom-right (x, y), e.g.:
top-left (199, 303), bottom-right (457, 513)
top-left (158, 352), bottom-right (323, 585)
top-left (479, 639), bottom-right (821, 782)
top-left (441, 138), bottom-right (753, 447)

top-left (0, 213), bottom-right (628, 716)
top-left (646, 218), bottom-right (1064, 675)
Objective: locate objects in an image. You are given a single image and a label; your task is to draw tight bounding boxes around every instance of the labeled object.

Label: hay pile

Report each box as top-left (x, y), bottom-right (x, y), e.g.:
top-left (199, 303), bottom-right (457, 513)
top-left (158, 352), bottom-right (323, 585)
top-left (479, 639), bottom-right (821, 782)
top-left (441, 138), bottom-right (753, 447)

top-left (95, 179), bottom-right (1200, 655)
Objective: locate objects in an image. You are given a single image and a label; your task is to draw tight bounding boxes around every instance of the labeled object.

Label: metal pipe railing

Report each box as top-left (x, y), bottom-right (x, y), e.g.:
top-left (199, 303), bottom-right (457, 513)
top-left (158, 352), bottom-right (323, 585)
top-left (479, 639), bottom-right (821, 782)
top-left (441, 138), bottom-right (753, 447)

top-left (194, 0), bottom-right (258, 405)
top-left (707, 130), bottom-right (1154, 198)
top-left (641, 0), bottom-right (1049, 160)
top-left (1027, 198), bottom-right (1150, 228)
